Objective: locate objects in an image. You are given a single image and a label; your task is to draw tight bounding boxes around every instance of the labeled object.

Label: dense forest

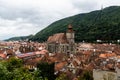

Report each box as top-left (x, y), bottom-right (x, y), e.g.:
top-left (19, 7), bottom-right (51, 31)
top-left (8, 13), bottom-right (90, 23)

top-left (30, 6), bottom-right (120, 42)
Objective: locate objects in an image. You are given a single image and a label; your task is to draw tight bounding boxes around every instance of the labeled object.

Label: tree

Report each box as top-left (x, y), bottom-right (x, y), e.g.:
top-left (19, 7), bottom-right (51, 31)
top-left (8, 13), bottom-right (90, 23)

top-left (6, 57), bottom-right (23, 72)
top-left (0, 61), bottom-right (8, 80)
top-left (37, 62), bottom-right (55, 80)
top-left (78, 70), bottom-right (93, 80)
top-left (0, 57), bottom-right (46, 80)
top-left (55, 73), bottom-right (69, 80)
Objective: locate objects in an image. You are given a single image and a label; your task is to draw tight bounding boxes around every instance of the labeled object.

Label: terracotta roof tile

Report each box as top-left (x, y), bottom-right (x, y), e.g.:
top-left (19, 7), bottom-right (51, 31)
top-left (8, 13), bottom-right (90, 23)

top-left (25, 58), bottom-right (42, 66)
top-left (47, 33), bottom-right (67, 43)
top-left (55, 61), bottom-right (67, 71)
top-left (0, 54), bottom-right (6, 58)
top-left (99, 54), bottom-right (107, 58)
top-left (99, 53), bottom-right (116, 58)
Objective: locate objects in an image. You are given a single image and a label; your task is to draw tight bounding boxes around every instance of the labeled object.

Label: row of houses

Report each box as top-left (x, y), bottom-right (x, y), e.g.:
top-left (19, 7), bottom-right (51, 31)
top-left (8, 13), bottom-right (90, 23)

top-left (0, 24), bottom-right (120, 80)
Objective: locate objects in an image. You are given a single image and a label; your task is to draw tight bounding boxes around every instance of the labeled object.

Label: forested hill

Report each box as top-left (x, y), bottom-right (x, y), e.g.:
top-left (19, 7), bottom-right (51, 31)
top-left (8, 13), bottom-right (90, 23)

top-left (5, 35), bottom-right (33, 41)
top-left (30, 6), bottom-right (120, 42)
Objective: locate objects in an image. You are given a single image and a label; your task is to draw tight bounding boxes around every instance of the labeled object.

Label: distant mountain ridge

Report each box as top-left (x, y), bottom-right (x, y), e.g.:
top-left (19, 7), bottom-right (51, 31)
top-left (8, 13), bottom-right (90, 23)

top-left (5, 35), bottom-right (33, 41)
top-left (6, 6), bottom-right (120, 42)
top-left (30, 6), bottom-right (120, 42)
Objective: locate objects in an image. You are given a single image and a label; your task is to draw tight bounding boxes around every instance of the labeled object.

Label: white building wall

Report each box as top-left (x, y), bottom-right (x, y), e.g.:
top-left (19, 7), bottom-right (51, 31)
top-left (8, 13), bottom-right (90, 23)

top-left (116, 67), bottom-right (120, 80)
top-left (93, 69), bottom-right (117, 80)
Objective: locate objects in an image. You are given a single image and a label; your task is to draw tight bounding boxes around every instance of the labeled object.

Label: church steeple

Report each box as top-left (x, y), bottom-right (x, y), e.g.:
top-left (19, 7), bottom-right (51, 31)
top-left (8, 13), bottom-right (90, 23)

top-left (66, 24), bottom-right (75, 44)
top-left (67, 24), bottom-right (74, 33)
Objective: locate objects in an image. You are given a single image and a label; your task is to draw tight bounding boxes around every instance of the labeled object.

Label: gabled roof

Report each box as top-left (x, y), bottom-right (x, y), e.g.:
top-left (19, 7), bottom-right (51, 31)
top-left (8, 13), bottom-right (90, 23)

top-left (47, 33), bottom-right (68, 43)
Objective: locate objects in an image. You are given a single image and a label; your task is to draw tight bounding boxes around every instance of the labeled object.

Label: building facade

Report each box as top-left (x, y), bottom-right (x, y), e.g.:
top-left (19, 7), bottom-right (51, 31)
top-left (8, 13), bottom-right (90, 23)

top-left (47, 24), bottom-right (76, 54)
top-left (93, 69), bottom-right (117, 80)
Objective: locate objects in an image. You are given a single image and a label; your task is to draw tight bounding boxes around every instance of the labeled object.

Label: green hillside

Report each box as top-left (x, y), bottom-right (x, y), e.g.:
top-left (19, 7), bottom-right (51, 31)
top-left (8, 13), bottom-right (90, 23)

top-left (31, 6), bottom-right (120, 42)
top-left (5, 35), bottom-right (33, 41)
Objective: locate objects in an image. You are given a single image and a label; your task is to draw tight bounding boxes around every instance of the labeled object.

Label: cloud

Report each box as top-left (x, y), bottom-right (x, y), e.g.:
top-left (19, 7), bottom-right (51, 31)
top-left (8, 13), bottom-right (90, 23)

top-left (71, 0), bottom-right (99, 13)
top-left (0, 17), bottom-right (40, 39)
top-left (0, 0), bottom-right (120, 40)
top-left (0, 0), bottom-right (78, 22)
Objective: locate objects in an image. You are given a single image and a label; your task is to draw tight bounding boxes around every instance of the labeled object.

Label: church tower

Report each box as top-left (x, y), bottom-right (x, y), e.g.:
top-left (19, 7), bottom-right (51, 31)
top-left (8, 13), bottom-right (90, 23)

top-left (66, 24), bottom-right (75, 44)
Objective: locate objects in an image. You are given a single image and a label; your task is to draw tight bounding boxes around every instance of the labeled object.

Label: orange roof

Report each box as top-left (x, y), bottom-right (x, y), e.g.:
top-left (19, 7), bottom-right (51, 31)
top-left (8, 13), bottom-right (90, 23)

top-left (117, 56), bottom-right (120, 58)
top-left (55, 61), bottom-right (67, 71)
top-left (106, 53), bottom-right (116, 57)
top-left (83, 51), bottom-right (92, 55)
top-left (0, 50), bottom-right (4, 54)
top-left (99, 54), bottom-right (107, 58)
top-left (99, 53), bottom-right (116, 58)
top-left (47, 33), bottom-right (67, 43)
top-left (25, 57), bottom-right (42, 66)
top-left (0, 54), bottom-right (6, 58)
top-left (47, 36), bottom-right (53, 42)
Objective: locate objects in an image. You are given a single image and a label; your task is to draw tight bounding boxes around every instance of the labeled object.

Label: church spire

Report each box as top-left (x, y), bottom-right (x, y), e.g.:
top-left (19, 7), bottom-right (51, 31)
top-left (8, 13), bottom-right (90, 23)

top-left (66, 24), bottom-right (75, 44)
top-left (67, 24), bottom-right (74, 33)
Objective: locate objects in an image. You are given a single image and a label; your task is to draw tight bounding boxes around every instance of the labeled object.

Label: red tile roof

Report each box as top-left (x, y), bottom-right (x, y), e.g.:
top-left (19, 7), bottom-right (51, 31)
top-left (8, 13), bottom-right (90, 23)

top-left (99, 53), bottom-right (116, 58)
top-left (0, 54), bottom-right (6, 59)
top-left (55, 61), bottom-right (67, 71)
top-left (47, 33), bottom-right (67, 43)
top-left (25, 57), bottom-right (42, 66)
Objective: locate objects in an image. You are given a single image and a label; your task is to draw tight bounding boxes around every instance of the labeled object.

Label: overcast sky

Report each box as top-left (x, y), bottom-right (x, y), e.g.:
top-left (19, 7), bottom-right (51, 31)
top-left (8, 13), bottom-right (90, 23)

top-left (0, 0), bottom-right (120, 40)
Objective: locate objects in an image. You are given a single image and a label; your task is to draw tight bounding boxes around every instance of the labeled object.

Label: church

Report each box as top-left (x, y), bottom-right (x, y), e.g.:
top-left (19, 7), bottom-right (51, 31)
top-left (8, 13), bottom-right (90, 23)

top-left (47, 24), bottom-right (76, 54)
